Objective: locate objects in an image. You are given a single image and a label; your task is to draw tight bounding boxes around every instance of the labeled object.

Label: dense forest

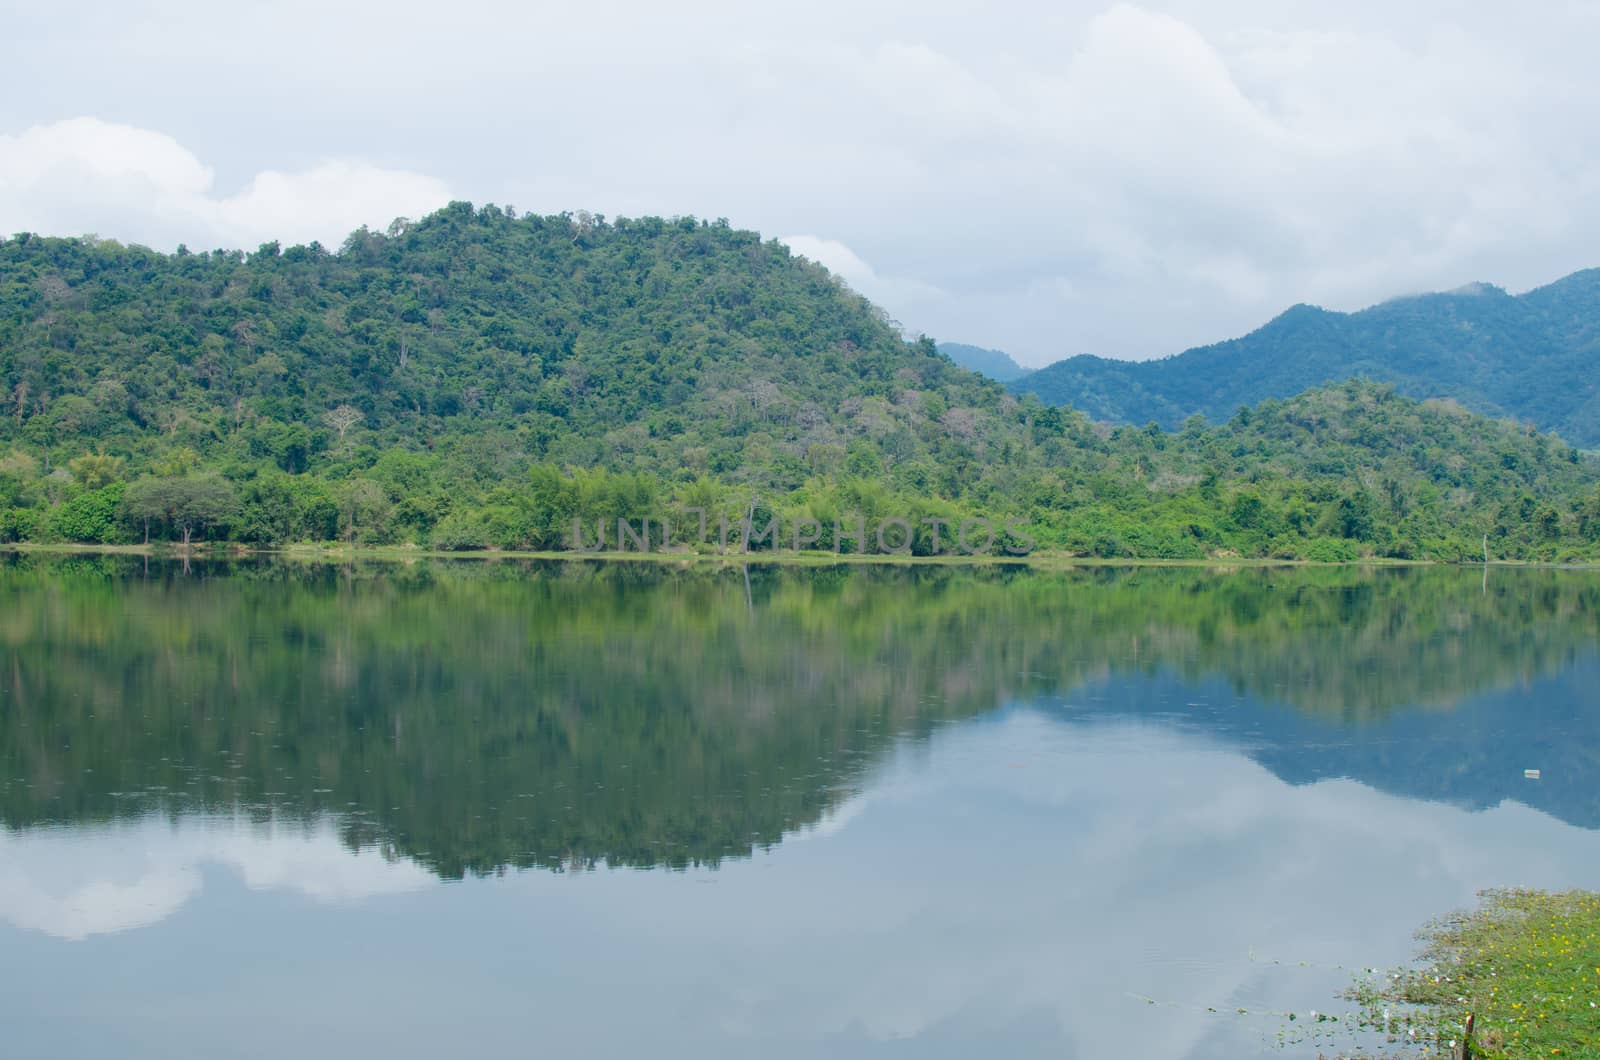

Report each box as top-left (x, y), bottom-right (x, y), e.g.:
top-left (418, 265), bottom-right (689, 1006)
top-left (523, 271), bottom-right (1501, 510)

top-left (5, 557), bottom-right (1597, 877)
top-left (1012, 271), bottom-right (1600, 446)
top-left (3, 203), bottom-right (1599, 561)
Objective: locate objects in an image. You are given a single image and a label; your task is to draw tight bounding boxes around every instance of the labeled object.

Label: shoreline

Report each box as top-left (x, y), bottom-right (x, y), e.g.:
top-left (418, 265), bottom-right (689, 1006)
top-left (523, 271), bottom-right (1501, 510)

top-left (6, 541), bottom-right (1599, 570)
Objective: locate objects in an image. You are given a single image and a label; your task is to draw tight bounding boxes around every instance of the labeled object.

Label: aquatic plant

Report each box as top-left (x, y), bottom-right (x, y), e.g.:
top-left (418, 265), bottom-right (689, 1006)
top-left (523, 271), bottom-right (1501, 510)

top-left (1347, 889), bottom-right (1600, 1058)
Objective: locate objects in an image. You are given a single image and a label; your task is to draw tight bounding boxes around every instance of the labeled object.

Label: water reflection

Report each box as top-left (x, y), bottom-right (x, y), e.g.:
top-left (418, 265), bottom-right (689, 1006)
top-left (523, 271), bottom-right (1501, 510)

top-left (4, 557), bottom-right (1597, 877)
top-left (3, 705), bottom-right (1598, 1060)
top-left (2, 557), bottom-right (1599, 1058)
top-left (0, 816), bottom-right (433, 940)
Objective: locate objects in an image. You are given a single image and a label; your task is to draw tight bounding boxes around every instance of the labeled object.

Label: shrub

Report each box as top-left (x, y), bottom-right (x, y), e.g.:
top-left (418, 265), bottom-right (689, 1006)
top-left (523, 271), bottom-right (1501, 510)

top-left (46, 483), bottom-right (127, 543)
top-left (1303, 537), bottom-right (1357, 562)
top-left (0, 507), bottom-right (39, 543)
top-left (429, 512), bottom-right (490, 551)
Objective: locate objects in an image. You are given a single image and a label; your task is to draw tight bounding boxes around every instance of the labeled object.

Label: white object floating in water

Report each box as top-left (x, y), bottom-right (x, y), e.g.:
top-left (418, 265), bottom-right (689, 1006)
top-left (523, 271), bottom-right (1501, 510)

top-left (1524, 769), bottom-right (1542, 780)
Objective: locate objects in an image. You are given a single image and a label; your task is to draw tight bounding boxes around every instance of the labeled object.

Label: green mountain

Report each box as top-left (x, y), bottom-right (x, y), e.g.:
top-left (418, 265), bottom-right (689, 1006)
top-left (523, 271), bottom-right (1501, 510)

top-left (1011, 271), bottom-right (1600, 446)
top-left (937, 341), bottom-right (1029, 382)
top-left (2, 203), bottom-right (1599, 561)
top-left (1, 204), bottom-right (1009, 485)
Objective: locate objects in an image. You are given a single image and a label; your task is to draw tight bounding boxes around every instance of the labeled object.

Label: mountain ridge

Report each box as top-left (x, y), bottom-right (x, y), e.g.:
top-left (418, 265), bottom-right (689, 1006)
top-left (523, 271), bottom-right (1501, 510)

top-left (1012, 268), bottom-right (1600, 445)
top-left (936, 341), bottom-right (1030, 382)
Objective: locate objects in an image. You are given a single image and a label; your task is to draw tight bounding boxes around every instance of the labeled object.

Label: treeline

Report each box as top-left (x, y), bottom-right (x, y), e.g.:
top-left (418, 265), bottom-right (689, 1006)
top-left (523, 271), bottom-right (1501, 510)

top-left (6, 383), bottom-right (1600, 561)
top-left (3, 205), bottom-right (1600, 560)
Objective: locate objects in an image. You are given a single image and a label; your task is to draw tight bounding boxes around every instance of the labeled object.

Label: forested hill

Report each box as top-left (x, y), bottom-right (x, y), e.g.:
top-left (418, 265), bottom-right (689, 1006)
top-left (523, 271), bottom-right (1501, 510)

top-left (1011, 271), bottom-right (1600, 446)
top-left (2, 202), bottom-right (1600, 561)
top-left (0, 203), bottom-right (1009, 486)
top-left (937, 342), bottom-right (1030, 382)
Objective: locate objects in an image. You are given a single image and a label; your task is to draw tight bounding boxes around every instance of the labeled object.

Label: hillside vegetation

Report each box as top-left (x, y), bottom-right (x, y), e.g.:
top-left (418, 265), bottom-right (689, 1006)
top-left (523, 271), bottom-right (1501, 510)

top-left (2, 203), bottom-right (1598, 561)
top-left (1013, 272), bottom-right (1600, 446)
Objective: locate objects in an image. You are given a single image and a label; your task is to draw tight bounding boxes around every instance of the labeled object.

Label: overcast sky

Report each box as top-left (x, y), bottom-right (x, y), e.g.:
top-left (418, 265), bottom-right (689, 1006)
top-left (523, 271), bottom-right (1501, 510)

top-left (4, 1), bottom-right (1599, 365)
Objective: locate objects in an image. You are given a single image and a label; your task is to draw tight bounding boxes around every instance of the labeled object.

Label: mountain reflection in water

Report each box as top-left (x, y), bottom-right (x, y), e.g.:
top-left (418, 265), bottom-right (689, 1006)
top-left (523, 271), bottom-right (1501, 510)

top-left (2, 557), bottom-right (1598, 1060)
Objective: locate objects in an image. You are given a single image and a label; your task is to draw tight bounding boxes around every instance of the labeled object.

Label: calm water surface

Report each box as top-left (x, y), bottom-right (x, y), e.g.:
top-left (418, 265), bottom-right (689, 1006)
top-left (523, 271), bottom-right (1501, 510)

top-left (2, 557), bottom-right (1598, 1058)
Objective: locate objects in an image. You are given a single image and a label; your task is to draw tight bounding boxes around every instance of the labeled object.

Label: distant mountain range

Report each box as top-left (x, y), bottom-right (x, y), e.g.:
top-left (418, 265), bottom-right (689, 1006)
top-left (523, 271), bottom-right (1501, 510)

top-left (937, 342), bottom-right (1030, 382)
top-left (1009, 269), bottom-right (1600, 447)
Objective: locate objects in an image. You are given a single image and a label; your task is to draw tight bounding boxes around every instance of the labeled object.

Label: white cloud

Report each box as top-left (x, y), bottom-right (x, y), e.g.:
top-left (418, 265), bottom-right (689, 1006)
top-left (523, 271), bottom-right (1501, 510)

top-left (5, 3), bottom-right (1600, 363)
top-left (419, 709), bottom-right (1600, 1059)
top-left (779, 235), bottom-right (880, 289)
top-left (783, 791), bottom-right (870, 842)
top-left (4, 709), bottom-right (1599, 1058)
top-left (855, 40), bottom-right (1016, 141)
top-left (752, 4), bottom-right (1600, 361)
top-left (0, 118), bottom-right (451, 251)
top-left (0, 816), bottom-right (434, 941)
top-left (780, 234), bottom-right (946, 331)
top-left (210, 161), bottom-right (452, 249)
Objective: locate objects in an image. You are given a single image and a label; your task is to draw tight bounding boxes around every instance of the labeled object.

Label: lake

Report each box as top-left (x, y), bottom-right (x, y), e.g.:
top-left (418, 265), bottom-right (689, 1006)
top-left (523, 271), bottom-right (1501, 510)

top-left (2, 556), bottom-right (1598, 1058)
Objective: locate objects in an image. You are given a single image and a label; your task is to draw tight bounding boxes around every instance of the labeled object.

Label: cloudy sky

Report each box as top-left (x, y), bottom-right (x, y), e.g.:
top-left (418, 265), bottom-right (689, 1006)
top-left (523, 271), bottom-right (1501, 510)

top-left (4, 1), bottom-right (1599, 365)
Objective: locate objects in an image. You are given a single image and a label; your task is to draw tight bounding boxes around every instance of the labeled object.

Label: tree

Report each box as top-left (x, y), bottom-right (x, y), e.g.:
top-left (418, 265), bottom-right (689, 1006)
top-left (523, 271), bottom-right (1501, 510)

top-left (323, 404), bottom-right (363, 442)
top-left (1331, 491), bottom-right (1376, 542)
top-left (336, 478), bottom-right (390, 543)
top-left (68, 453), bottom-right (124, 490)
top-left (124, 476), bottom-right (240, 547)
top-left (570, 209), bottom-right (597, 242)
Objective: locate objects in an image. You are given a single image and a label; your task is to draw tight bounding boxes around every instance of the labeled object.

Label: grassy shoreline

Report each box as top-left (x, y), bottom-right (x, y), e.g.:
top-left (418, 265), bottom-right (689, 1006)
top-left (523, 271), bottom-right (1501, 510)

top-left (10, 539), bottom-right (1600, 570)
top-left (1349, 889), bottom-right (1600, 1059)
top-left (0, 539), bottom-right (1506, 568)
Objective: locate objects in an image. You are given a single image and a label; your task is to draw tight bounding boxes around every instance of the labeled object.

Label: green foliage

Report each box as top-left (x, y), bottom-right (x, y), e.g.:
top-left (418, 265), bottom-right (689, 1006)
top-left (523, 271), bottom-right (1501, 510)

top-left (45, 482), bottom-right (125, 543)
top-left (234, 472), bottom-right (338, 543)
top-left (1, 208), bottom-right (1598, 559)
top-left (122, 475), bottom-right (239, 545)
top-left (1014, 272), bottom-right (1600, 447)
top-left (429, 511), bottom-right (492, 551)
top-left (0, 506), bottom-right (37, 543)
top-left (67, 453), bottom-right (123, 489)
top-left (1303, 537), bottom-right (1357, 562)
top-left (1349, 889), bottom-right (1600, 1059)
